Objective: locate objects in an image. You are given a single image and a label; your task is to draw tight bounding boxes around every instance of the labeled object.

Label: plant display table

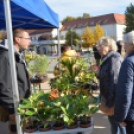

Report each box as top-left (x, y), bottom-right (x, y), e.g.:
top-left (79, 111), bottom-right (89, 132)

top-left (30, 75), bottom-right (48, 92)
top-left (24, 119), bottom-right (94, 134)
top-left (30, 76), bottom-right (48, 84)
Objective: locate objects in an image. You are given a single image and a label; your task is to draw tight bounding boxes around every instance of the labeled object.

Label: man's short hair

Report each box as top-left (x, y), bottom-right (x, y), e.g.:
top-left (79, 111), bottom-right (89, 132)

top-left (13, 28), bottom-right (27, 42)
top-left (61, 45), bottom-right (69, 53)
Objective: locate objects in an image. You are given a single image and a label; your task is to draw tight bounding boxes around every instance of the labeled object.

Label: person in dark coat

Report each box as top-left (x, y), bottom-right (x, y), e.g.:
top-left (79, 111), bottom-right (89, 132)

top-left (0, 29), bottom-right (31, 134)
top-left (113, 31), bottom-right (134, 134)
top-left (97, 37), bottom-right (126, 134)
top-left (93, 44), bottom-right (101, 67)
top-left (116, 40), bottom-right (126, 59)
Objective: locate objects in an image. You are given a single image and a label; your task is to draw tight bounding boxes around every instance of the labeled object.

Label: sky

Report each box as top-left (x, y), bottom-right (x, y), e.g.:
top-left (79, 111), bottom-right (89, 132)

top-left (45, 0), bottom-right (134, 21)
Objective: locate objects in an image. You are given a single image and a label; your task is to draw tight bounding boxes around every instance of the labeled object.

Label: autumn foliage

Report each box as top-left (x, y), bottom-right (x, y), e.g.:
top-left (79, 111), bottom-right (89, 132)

top-left (81, 25), bottom-right (104, 48)
top-left (94, 24), bottom-right (104, 43)
top-left (82, 26), bottom-right (95, 48)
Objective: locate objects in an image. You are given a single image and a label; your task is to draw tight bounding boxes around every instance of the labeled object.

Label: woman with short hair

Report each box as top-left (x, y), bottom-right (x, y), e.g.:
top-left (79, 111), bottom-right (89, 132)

top-left (114, 31), bottom-right (134, 134)
top-left (97, 37), bottom-right (126, 134)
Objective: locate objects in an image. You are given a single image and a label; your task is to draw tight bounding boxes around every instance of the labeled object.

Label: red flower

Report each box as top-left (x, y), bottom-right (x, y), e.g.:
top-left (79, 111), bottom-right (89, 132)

top-left (49, 89), bottom-right (59, 101)
top-left (74, 66), bottom-right (77, 70)
top-left (75, 54), bottom-right (81, 57)
top-left (93, 66), bottom-right (98, 71)
top-left (94, 66), bottom-right (98, 70)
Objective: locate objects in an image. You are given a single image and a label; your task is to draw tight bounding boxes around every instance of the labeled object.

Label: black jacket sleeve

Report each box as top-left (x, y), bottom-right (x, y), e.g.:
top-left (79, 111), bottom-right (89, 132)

top-left (0, 51), bottom-right (14, 114)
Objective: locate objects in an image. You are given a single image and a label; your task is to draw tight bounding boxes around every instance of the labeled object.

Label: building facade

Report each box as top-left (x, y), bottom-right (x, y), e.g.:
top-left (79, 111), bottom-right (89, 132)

top-left (60, 13), bottom-right (126, 41)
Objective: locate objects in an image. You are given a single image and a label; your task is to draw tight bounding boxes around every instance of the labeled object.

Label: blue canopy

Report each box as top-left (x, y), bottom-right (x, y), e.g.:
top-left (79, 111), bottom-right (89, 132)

top-left (0, 0), bottom-right (59, 29)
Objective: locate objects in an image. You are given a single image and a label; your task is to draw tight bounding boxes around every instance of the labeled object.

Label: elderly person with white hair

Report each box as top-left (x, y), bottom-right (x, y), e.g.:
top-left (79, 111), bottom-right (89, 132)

top-left (113, 31), bottom-right (134, 134)
top-left (97, 37), bottom-right (126, 134)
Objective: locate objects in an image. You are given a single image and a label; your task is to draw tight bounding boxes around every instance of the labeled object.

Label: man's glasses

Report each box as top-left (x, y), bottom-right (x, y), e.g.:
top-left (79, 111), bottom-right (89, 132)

top-left (19, 37), bottom-right (31, 41)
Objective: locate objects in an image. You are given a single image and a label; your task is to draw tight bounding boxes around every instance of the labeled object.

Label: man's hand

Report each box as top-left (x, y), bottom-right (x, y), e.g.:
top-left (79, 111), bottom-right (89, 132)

top-left (119, 122), bottom-right (127, 127)
top-left (9, 114), bottom-right (15, 121)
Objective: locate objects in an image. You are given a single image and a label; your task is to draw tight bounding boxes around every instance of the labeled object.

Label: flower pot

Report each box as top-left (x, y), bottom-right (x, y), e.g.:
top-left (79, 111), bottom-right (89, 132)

top-left (29, 75), bottom-right (32, 79)
top-left (33, 120), bottom-right (41, 126)
top-left (25, 126), bottom-right (38, 133)
top-left (79, 115), bottom-right (91, 121)
top-left (67, 122), bottom-right (78, 129)
top-left (87, 116), bottom-right (91, 121)
top-left (39, 76), bottom-right (44, 80)
top-left (80, 121), bottom-right (91, 128)
top-left (44, 74), bottom-right (47, 77)
top-left (53, 122), bottom-right (64, 130)
top-left (39, 124), bottom-right (51, 132)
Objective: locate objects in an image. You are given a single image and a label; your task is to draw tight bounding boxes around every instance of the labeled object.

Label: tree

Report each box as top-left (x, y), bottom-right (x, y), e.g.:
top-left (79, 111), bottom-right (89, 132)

top-left (124, 3), bottom-right (134, 33)
top-left (82, 13), bottom-right (90, 19)
top-left (94, 24), bottom-right (104, 43)
top-left (82, 26), bottom-right (95, 48)
top-left (62, 16), bottom-right (76, 24)
top-left (76, 16), bottom-right (82, 20)
top-left (65, 28), bottom-right (81, 46)
top-left (62, 13), bottom-right (91, 24)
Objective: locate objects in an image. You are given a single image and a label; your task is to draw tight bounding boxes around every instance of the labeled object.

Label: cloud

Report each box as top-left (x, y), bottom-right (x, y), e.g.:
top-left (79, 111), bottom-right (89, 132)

top-left (45, 0), bottom-right (134, 20)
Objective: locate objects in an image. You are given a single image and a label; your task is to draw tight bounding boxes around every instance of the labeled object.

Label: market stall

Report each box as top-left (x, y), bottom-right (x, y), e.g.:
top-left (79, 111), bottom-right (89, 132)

top-left (0, 0), bottom-right (59, 133)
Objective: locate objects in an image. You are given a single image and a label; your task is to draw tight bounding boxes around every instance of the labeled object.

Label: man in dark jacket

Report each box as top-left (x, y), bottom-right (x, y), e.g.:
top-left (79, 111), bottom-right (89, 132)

top-left (0, 29), bottom-right (31, 134)
top-left (114, 31), bottom-right (134, 134)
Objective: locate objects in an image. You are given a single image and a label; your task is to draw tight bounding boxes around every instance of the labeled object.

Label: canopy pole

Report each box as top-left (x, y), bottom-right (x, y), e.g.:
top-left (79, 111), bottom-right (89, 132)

top-left (3, 0), bottom-right (22, 134)
top-left (57, 28), bottom-right (61, 57)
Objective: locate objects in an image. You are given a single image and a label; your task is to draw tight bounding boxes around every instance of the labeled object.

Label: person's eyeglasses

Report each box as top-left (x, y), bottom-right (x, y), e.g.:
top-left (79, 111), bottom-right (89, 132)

top-left (19, 37), bottom-right (31, 41)
top-left (96, 45), bottom-right (106, 48)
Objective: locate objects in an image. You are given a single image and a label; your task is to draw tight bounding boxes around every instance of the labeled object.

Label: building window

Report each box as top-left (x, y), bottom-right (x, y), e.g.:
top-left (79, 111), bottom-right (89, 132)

top-left (82, 22), bottom-right (88, 26)
top-left (90, 21), bottom-right (94, 25)
top-left (77, 24), bottom-right (82, 27)
top-left (72, 25), bottom-right (76, 28)
top-left (118, 18), bottom-right (121, 23)
top-left (67, 26), bottom-right (70, 29)
top-left (96, 20), bottom-right (101, 24)
top-left (122, 19), bottom-right (126, 23)
top-left (103, 19), bottom-right (108, 24)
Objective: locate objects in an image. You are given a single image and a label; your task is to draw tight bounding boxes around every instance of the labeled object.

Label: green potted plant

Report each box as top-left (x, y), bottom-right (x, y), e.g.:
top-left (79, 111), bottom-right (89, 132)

top-left (61, 94), bottom-right (78, 129)
top-left (47, 89), bottom-right (64, 130)
top-left (28, 65), bottom-right (35, 78)
top-left (17, 91), bottom-right (51, 133)
top-left (51, 101), bottom-right (64, 130)
top-left (51, 55), bottom-right (98, 96)
top-left (33, 55), bottom-right (49, 79)
top-left (79, 97), bottom-right (99, 128)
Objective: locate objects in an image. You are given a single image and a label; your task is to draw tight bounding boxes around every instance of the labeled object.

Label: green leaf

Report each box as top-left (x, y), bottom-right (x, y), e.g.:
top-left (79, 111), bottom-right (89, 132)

top-left (44, 123), bottom-right (48, 128)
top-left (52, 102), bottom-right (61, 107)
top-left (63, 115), bottom-right (69, 122)
top-left (33, 115), bottom-right (40, 121)
top-left (19, 103), bottom-right (32, 109)
top-left (22, 98), bottom-right (30, 103)
top-left (38, 91), bottom-right (45, 96)
top-left (89, 107), bottom-right (99, 114)
top-left (61, 106), bottom-right (67, 115)
top-left (25, 110), bottom-right (35, 115)
top-left (25, 115), bottom-right (31, 120)
top-left (51, 108), bottom-right (61, 115)
top-left (20, 120), bottom-right (24, 127)
top-left (20, 115), bottom-right (25, 127)
top-left (17, 108), bottom-right (25, 115)
top-left (83, 96), bottom-right (89, 103)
